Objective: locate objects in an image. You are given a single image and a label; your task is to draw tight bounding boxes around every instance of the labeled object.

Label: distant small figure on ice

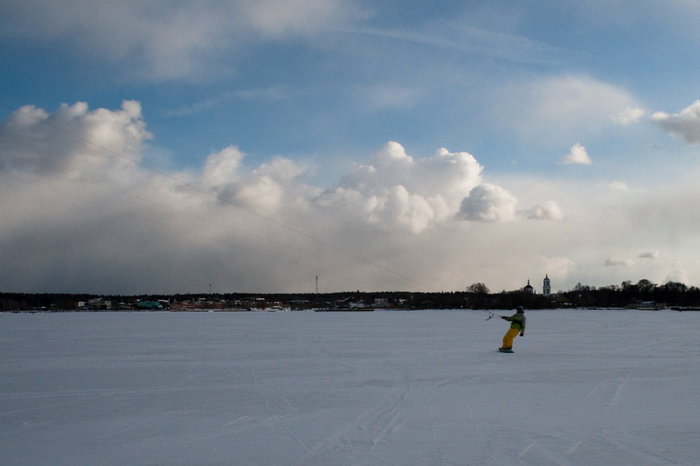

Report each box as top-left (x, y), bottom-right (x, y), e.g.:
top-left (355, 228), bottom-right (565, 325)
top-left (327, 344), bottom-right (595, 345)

top-left (499, 306), bottom-right (525, 353)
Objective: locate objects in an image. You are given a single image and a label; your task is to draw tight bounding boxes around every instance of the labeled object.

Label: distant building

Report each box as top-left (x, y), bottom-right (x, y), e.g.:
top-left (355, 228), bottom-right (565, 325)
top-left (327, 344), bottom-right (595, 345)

top-left (524, 280), bottom-right (534, 294)
top-left (543, 274), bottom-right (551, 296)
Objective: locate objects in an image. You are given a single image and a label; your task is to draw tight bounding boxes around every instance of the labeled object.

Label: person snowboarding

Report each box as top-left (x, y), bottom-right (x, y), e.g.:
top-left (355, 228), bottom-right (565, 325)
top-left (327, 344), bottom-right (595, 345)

top-left (499, 306), bottom-right (525, 353)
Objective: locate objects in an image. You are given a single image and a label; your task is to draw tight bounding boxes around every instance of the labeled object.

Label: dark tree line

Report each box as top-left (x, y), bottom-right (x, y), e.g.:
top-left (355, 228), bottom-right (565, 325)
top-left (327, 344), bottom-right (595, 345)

top-left (2, 279), bottom-right (700, 311)
top-left (556, 280), bottom-right (696, 309)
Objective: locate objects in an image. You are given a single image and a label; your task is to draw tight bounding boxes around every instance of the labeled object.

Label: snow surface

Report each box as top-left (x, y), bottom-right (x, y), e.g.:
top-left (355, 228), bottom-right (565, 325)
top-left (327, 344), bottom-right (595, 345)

top-left (1, 309), bottom-right (699, 465)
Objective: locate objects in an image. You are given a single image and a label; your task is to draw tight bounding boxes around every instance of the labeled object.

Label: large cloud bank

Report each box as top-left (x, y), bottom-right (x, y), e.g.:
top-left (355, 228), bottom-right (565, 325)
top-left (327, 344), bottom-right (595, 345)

top-left (0, 101), bottom-right (570, 293)
top-left (2, 100), bottom-right (699, 294)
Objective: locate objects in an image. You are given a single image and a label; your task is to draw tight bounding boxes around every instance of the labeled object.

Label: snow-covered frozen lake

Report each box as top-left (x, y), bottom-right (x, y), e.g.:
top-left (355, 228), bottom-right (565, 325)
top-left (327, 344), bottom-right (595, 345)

top-left (2, 309), bottom-right (698, 465)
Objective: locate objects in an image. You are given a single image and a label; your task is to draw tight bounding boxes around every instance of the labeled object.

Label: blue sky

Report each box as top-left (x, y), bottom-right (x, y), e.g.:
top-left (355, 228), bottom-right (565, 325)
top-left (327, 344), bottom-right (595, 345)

top-left (2, 0), bottom-right (700, 294)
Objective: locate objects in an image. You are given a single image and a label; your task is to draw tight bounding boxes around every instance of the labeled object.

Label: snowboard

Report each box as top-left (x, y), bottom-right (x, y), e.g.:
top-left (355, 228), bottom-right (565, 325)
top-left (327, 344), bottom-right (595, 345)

top-left (498, 348), bottom-right (514, 353)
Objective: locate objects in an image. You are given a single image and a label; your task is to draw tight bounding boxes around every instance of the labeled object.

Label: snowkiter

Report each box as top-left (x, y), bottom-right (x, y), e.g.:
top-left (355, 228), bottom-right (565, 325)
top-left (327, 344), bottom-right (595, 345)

top-left (500, 306), bottom-right (525, 351)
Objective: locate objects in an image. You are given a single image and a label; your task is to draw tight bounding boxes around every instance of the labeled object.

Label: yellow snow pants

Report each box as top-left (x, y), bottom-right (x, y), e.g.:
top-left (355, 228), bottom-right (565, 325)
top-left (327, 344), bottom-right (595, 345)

top-left (502, 328), bottom-right (520, 348)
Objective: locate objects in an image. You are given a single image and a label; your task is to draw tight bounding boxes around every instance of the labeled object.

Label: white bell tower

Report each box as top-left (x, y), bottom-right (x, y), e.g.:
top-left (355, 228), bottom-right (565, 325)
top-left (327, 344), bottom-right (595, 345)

top-left (543, 274), bottom-right (551, 296)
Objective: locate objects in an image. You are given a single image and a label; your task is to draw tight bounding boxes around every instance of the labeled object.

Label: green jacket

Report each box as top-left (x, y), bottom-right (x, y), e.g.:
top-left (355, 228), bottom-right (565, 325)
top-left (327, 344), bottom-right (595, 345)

top-left (504, 313), bottom-right (526, 335)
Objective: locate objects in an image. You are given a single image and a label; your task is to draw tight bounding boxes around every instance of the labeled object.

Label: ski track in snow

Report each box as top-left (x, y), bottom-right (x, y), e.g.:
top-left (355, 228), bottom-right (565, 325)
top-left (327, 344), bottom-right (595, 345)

top-left (573, 370), bottom-right (631, 414)
top-left (301, 361), bottom-right (410, 464)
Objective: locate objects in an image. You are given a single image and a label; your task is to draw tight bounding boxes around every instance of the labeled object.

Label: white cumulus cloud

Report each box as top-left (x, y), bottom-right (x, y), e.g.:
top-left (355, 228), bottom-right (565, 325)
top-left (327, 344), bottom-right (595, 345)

top-left (652, 100), bottom-right (700, 144)
top-left (0, 100), bottom-right (150, 176)
top-left (323, 141), bottom-right (485, 232)
top-left (563, 143), bottom-right (591, 165)
top-left (523, 201), bottom-right (564, 220)
top-left (458, 183), bottom-right (518, 223)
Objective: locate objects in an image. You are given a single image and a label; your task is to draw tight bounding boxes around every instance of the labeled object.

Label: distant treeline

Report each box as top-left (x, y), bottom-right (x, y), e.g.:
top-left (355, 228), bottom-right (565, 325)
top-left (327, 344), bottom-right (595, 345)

top-left (3, 279), bottom-right (700, 311)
